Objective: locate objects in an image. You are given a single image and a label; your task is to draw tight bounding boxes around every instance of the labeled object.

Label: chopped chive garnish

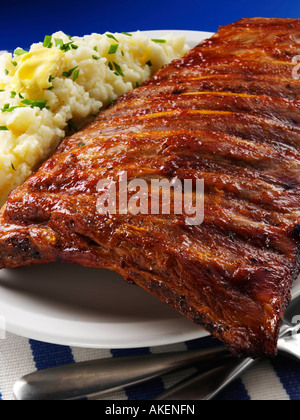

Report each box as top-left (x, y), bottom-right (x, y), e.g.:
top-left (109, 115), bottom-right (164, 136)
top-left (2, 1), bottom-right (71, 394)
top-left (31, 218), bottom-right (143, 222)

top-left (62, 66), bottom-right (78, 78)
top-left (121, 50), bottom-right (124, 56)
top-left (77, 142), bottom-right (85, 147)
top-left (48, 75), bottom-right (55, 83)
top-left (108, 44), bottom-right (118, 54)
top-left (68, 120), bottom-right (78, 132)
top-left (21, 99), bottom-right (49, 110)
top-left (146, 60), bottom-right (152, 67)
top-left (11, 61), bottom-right (18, 67)
top-left (92, 55), bottom-right (101, 60)
top-left (94, 46), bottom-right (98, 52)
top-left (108, 62), bottom-right (114, 71)
top-left (10, 91), bottom-right (16, 98)
top-left (14, 48), bottom-right (28, 56)
top-left (60, 42), bottom-right (74, 51)
top-left (43, 35), bottom-right (53, 48)
top-left (46, 36), bottom-right (76, 52)
top-left (1, 103), bottom-right (24, 112)
top-left (0, 126), bottom-right (9, 131)
top-left (47, 86), bottom-right (54, 90)
top-left (121, 32), bottom-right (132, 36)
top-left (106, 34), bottom-right (119, 43)
top-left (136, 82), bottom-right (140, 88)
top-left (55, 38), bottom-right (64, 48)
top-left (18, 93), bottom-right (24, 99)
top-left (113, 62), bottom-right (124, 77)
top-left (1, 103), bottom-right (10, 112)
top-left (60, 43), bottom-right (70, 51)
top-left (11, 163), bottom-right (16, 171)
top-left (4, 69), bottom-right (9, 75)
top-left (151, 38), bottom-right (167, 43)
top-left (73, 69), bottom-right (80, 81)
top-left (71, 44), bottom-right (78, 49)
top-left (108, 98), bottom-right (115, 105)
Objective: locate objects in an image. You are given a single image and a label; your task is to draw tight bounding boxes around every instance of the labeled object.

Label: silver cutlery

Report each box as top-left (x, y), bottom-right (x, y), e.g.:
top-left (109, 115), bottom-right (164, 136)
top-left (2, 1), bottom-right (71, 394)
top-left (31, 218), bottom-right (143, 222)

top-left (13, 344), bottom-right (232, 400)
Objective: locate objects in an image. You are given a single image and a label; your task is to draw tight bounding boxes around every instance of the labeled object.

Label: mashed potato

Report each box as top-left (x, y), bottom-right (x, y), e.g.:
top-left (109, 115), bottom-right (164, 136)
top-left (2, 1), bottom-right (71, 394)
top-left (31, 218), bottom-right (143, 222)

top-left (0, 31), bottom-right (188, 205)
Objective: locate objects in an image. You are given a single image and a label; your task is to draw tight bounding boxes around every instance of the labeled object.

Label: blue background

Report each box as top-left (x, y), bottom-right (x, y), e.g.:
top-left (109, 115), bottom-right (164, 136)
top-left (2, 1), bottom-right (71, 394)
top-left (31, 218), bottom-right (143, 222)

top-left (1, 0), bottom-right (300, 51)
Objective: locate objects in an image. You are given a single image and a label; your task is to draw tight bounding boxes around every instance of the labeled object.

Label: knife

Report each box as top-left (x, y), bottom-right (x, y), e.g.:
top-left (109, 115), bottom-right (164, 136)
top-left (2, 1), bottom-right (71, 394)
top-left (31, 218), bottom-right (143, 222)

top-left (13, 342), bottom-right (232, 400)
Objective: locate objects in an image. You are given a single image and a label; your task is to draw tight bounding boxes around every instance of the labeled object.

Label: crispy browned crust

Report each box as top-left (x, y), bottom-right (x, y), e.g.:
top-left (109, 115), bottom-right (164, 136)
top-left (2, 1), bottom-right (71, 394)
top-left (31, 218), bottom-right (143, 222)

top-left (0, 18), bottom-right (300, 356)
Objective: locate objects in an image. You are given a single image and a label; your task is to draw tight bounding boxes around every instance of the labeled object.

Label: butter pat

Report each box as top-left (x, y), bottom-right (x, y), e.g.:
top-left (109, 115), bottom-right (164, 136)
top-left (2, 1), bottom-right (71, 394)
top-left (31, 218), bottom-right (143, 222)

top-left (11, 48), bottom-right (64, 95)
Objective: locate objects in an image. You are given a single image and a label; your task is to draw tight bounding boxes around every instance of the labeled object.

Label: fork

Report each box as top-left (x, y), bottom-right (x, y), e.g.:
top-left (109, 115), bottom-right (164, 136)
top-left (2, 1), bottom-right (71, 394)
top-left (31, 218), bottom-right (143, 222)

top-left (155, 320), bottom-right (300, 400)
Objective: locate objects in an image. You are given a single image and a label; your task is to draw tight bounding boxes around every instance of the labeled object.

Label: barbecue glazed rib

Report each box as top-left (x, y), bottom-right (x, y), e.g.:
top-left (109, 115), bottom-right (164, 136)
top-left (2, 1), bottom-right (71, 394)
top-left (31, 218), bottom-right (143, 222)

top-left (0, 18), bottom-right (300, 357)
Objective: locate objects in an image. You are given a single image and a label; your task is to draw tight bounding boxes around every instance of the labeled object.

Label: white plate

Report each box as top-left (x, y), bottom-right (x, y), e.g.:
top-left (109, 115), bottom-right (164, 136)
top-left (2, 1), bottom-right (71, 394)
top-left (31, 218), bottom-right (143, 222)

top-left (0, 30), bottom-right (299, 349)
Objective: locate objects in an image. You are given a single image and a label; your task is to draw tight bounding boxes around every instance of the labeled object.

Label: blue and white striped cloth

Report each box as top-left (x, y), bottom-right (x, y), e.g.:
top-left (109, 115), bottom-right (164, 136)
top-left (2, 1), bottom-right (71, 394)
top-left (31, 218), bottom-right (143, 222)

top-left (0, 332), bottom-right (300, 400)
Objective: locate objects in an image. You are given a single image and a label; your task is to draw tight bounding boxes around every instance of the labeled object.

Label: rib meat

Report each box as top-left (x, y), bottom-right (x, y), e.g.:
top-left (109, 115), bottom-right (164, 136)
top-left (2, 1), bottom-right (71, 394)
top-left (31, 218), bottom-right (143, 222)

top-left (0, 18), bottom-right (300, 356)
